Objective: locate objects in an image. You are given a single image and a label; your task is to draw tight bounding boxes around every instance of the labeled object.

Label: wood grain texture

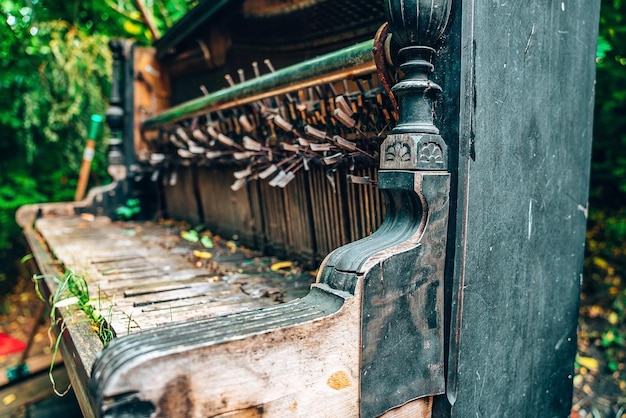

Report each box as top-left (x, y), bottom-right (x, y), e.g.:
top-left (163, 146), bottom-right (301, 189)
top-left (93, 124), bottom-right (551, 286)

top-left (91, 284), bottom-right (361, 417)
top-left (33, 216), bottom-right (311, 339)
top-left (379, 397), bottom-right (432, 418)
top-left (132, 46), bottom-right (169, 160)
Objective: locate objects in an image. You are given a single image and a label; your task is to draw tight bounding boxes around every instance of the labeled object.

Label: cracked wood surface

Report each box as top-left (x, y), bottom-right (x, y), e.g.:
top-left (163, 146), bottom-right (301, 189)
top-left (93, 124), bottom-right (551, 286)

top-left (34, 216), bottom-right (313, 338)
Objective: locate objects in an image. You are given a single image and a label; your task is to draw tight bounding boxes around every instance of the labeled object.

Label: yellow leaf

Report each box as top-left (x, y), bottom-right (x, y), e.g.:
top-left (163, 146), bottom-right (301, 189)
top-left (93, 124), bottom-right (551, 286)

top-left (573, 374), bottom-right (583, 388)
top-left (608, 311), bottom-right (619, 325)
top-left (193, 250), bottom-right (213, 259)
top-left (3, 394), bottom-right (16, 405)
top-left (593, 257), bottom-right (609, 270)
top-left (123, 20), bottom-right (143, 36)
top-left (271, 261), bottom-right (293, 272)
top-left (576, 355), bottom-right (599, 371)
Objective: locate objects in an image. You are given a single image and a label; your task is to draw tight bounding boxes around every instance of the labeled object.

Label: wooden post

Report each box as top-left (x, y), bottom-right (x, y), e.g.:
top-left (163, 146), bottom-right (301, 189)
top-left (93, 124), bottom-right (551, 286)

top-left (74, 114), bottom-right (103, 202)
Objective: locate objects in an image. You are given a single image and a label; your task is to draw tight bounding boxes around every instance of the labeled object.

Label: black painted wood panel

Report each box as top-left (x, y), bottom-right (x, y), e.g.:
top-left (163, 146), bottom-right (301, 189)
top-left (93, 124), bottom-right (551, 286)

top-left (449, 1), bottom-right (600, 416)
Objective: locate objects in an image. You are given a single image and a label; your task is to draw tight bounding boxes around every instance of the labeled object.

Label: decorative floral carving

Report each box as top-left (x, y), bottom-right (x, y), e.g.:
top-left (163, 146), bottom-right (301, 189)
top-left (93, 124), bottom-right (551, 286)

top-left (418, 142), bottom-right (444, 165)
top-left (385, 141), bottom-right (412, 163)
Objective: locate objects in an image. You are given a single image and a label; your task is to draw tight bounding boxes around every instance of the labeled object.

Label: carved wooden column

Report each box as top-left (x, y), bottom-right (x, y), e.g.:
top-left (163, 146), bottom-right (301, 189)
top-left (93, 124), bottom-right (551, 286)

top-left (319, 1), bottom-right (452, 416)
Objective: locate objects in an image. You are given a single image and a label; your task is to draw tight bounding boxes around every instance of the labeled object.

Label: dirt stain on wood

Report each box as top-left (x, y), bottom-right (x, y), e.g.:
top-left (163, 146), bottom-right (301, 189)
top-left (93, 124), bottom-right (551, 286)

top-left (158, 374), bottom-right (192, 417)
top-left (327, 371), bottom-right (351, 390)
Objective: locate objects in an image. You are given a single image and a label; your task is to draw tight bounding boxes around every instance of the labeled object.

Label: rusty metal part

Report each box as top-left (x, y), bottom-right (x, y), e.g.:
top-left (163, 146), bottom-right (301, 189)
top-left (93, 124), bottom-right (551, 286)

top-left (373, 23), bottom-right (398, 112)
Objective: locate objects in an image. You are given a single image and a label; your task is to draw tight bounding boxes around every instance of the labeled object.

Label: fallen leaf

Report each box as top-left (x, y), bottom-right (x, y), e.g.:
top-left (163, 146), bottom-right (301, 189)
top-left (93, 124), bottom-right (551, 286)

top-left (201, 236), bottom-right (214, 249)
top-left (271, 261), bottom-right (293, 272)
top-left (193, 250), bottom-right (213, 259)
top-left (576, 355), bottom-right (599, 371)
top-left (181, 230), bottom-right (199, 242)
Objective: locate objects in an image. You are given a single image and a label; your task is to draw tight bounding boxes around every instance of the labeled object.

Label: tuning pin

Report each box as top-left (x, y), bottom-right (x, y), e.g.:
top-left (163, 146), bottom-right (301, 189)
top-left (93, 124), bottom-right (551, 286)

top-left (252, 61), bottom-right (261, 78)
top-left (264, 59), bottom-right (295, 102)
top-left (224, 74), bottom-right (236, 87)
top-left (237, 69), bottom-right (246, 84)
top-left (264, 58), bottom-right (276, 73)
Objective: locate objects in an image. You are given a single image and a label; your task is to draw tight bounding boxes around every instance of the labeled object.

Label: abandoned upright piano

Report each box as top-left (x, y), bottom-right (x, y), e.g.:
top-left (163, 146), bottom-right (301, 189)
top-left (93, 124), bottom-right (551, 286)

top-left (18, 0), bottom-right (600, 416)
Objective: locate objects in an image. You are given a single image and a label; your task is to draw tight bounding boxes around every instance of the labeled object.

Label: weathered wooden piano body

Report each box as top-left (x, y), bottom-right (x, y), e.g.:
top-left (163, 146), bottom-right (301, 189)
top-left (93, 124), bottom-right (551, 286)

top-left (18, 0), bottom-right (600, 417)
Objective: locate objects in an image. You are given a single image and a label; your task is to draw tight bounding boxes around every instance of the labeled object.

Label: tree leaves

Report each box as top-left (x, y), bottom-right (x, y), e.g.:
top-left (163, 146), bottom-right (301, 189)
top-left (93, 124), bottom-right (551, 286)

top-left (0, 0), bottom-right (196, 255)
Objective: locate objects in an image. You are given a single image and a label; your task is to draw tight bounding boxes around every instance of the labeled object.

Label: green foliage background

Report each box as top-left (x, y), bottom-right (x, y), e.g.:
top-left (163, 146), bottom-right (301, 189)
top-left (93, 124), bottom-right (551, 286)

top-left (0, 0), bottom-right (196, 287)
top-left (581, 1), bottom-right (626, 396)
